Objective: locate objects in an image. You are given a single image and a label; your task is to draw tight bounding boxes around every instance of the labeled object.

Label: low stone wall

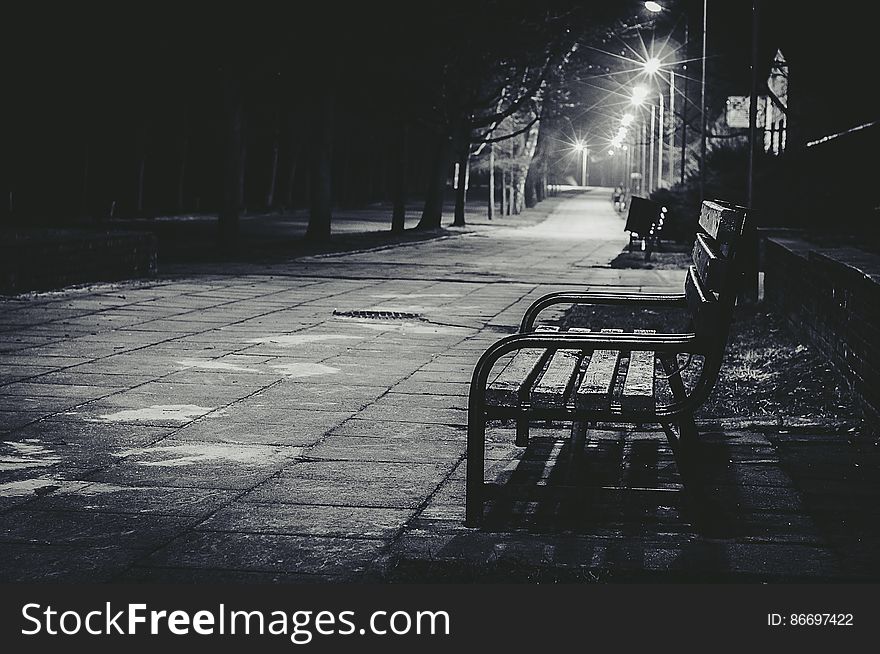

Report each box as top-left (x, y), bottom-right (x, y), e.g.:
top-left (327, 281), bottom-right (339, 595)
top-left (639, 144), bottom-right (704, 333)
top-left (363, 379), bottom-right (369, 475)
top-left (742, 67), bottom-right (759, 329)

top-left (0, 228), bottom-right (157, 294)
top-left (762, 235), bottom-right (880, 427)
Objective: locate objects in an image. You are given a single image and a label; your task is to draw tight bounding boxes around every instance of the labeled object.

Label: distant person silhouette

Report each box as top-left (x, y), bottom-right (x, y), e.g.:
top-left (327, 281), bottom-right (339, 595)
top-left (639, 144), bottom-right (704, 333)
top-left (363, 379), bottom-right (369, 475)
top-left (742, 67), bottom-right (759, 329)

top-left (612, 185), bottom-right (623, 211)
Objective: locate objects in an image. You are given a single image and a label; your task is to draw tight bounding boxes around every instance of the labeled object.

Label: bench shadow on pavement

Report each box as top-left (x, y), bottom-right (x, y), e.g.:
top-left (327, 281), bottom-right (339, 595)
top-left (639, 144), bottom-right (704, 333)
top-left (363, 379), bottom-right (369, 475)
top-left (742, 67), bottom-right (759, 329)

top-left (480, 429), bottom-right (741, 538)
top-left (399, 424), bottom-right (880, 582)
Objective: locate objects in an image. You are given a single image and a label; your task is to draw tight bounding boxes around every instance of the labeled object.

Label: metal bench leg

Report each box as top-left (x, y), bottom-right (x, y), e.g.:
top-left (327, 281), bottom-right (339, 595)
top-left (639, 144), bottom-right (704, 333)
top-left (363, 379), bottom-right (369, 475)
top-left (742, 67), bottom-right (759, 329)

top-left (678, 413), bottom-right (698, 447)
top-left (660, 355), bottom-right (701, 478)
top-left (570, 420), bottom-right (588, 458)
top-left (515, 414), bottom-right (529, 447)
top-left (465, 409), bottom-right (487, 527)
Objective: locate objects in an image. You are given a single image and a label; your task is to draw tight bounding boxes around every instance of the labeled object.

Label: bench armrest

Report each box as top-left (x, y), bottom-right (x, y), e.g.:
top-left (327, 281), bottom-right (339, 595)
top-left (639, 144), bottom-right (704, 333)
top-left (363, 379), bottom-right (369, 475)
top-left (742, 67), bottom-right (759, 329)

top-left (520, 291), bottom-right (687, 332)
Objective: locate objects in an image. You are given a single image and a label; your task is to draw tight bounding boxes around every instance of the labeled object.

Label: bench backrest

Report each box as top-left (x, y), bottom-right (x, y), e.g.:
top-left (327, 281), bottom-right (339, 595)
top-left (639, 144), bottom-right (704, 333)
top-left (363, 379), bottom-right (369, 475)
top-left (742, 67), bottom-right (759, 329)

top-left (684, 200), bottom-right (749, 363)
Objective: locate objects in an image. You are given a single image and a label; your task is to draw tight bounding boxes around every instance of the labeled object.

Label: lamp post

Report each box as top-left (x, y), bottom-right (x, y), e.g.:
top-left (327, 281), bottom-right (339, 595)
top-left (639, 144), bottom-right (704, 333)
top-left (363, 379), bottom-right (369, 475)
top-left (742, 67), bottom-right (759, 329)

top-left (574, 143), bottom-right (588, 187)
top-left (642, 56), bottom-right (678, 192)
top-left (582, 145), bottom-right (588, 187)
top-left (657, 91), bottom-right (664, 189)
top-left (700, 0), bottom-right (708, 200)
top-left (630, 85), bottom-right (650, 195)
top-left (644, 0), bottom-right (708, 192)
top-left (668, 67), bottom-right (675, 186)
top-left (648, 104), bottom-right (655, 194)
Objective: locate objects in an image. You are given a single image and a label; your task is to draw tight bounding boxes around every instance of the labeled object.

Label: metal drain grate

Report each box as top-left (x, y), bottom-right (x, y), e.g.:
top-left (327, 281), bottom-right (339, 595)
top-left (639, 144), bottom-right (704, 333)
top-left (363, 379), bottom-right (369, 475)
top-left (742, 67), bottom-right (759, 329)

top-left (333, 310), bottom-right (423, 320)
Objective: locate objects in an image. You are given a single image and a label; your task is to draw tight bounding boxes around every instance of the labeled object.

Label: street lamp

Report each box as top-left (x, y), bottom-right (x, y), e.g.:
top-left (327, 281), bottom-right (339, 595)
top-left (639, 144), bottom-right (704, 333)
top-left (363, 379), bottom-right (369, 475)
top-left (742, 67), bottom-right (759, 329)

top-left (574, 142), bottom-right (588, 187)
top-left (640, 1), bottom-right (707, 194)
top-left (640, 52), bottom-right (679, 191)
top-left (631, 85), bottom-right (649, 106)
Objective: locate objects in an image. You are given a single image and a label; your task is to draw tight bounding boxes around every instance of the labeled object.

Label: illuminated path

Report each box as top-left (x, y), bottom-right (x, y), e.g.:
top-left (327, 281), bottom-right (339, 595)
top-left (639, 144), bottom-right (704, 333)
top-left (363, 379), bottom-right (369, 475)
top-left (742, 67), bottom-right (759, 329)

top-left (0, 189), bottom-right (844, 582)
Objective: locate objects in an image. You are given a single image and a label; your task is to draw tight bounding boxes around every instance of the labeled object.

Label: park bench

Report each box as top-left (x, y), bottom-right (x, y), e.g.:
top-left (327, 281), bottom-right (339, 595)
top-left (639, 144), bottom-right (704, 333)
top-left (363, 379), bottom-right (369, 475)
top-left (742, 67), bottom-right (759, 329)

top-left (625, 196), bottom-right (667, 258)
top-left (465, 199), bottom-right (749, 526)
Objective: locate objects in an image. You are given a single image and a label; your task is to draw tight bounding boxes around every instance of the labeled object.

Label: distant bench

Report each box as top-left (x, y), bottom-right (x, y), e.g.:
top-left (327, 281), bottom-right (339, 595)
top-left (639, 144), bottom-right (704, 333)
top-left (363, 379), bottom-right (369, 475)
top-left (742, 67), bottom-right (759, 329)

top-left (625, 196), bottom-right (667, 258)
top-left (465, 200), bottom-right (749, 526)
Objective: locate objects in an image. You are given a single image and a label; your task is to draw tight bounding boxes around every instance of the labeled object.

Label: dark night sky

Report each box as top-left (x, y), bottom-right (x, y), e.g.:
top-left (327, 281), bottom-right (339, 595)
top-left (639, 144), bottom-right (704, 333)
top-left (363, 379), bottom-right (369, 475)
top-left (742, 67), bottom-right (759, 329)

top-left (704, 0), bottom-right (880, 136)
top-left (8, 0), bottom-right (874, 138)
top-left (3, 0), bottom-right (876, 222)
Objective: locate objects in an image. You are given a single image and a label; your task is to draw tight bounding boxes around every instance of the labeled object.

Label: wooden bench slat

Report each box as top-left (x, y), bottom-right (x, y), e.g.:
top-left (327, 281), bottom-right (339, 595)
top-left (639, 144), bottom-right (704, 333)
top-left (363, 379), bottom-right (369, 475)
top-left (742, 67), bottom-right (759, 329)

top-left (685, 265), bottom-right (718, 333)
top-left (573, 329), bottom-right (622, 411)
top-left (530, 328), bottom-right (590, 408)
top-left (620, 329), bottom-right (656, 412)
top-left (692, 232), bottom-right (727, 292)
top-left (485, 326), bottom-right (557, 407)
top-left (654, 354), bottom-right (676, 407)
top-left (699, 200), bottom-right (745, 258)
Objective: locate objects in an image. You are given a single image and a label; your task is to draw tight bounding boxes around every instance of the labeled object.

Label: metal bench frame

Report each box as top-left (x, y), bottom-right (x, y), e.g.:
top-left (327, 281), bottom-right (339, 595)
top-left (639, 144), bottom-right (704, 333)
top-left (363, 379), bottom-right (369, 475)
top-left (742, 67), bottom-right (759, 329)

top-left (465, 200), bottom-right (749, 527)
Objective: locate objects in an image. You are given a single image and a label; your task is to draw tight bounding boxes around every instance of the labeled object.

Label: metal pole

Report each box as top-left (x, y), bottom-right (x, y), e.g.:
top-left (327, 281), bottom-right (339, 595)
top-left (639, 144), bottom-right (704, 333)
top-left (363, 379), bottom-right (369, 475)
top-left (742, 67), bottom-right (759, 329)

top-left (585, 147), bottom-right (590, 186)
top-left (744, 0), bottom-right (761, 304)
top-left (699, 0), bottom-right (708, 200)
top-left (658, 92), bottom-right (664, 189)
top-left (747, 0), bottom-right (760, 207)
top-left (648, 105), bottom-right (655, 194)
top-left (680, 22), bottom-right (689, 186)
top-left (488, 142), bottom-right (495, 219)
top-left (668, 69), bottom-right (675, 186)
top-left (581, 148), bottom-right (587, 187)
top-left (640, 121), bottom-right (647, 195)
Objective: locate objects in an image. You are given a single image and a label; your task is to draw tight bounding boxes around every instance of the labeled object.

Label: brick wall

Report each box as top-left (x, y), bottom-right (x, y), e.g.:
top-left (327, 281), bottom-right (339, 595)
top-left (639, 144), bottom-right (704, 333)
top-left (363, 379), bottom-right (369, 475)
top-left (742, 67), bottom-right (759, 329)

top-left (763, 236), bottom-right (880, 428)
top-left (0, 229), bottom-right (157, 293)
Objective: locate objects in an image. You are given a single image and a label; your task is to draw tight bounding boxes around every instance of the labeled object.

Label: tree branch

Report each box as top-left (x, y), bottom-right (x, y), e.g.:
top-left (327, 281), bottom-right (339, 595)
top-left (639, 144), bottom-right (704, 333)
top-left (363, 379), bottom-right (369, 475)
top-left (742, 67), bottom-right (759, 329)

top-left (477, 111), bottom-right (542, 145)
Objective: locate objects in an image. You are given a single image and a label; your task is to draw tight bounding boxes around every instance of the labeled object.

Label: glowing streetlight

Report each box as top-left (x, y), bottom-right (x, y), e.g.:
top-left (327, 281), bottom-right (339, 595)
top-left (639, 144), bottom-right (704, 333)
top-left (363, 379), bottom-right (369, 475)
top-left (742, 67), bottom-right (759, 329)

top-left (621, 113), bottom-right (634, 127)
top-left (631, 85), bottom-right (649, 106)
top-left (644, 57), bottom-right (662, 75)
top-left (644, 1), bottom-right (662, 12)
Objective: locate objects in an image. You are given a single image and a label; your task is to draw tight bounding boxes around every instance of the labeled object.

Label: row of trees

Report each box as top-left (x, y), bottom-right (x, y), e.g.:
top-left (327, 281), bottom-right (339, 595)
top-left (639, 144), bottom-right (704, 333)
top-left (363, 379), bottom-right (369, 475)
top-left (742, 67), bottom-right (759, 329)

top-left (1, 2), bottom-right (638, 245)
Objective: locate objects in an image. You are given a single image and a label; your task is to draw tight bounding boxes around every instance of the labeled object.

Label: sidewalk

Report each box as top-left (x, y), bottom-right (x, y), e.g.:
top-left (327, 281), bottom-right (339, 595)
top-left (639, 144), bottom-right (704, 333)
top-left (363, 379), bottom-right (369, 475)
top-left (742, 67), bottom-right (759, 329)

top-left (0, 189), bottom-right (873, 582)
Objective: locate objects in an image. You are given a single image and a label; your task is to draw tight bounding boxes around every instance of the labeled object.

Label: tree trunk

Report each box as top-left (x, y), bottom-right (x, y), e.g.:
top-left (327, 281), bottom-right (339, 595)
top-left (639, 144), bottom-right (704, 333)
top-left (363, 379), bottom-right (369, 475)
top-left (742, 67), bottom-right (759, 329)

top-left (500, 164), bottom-right (508, 217)
top-left (487, 142), bottom-right (495, 220)
top-left (177, 108), bottom-right (188, 213)
top-left (527, 125), bottom-right (548, 208)
top-left (239, 112), bottom-right (247, 213)
top-left (135, 126), bottom-right (147, 216)
top-left (306, 81), bottom-right (334, 241)
top-left (283, 112), bottom-right (301, 209)
top-left (507, 137), bottom-right (515, 214)
top-left (513, 121), bottom-right (541, 214)
top-left (452, 150), bottom-right (469, 226)
top-left (81, 140), bottom-right (89, 218)
top-left (525, 164), bottom-right (537, 208)
top-left (218, 74), bottom-right (243, 247)
top-left (416, 130), bottom-right (454, 230)
top-left (391, 122), bottom-right (407, 233)
top-left (266, 106), bottom-right (280, 209)
top-left (513, 178), bottom-right (522, 214)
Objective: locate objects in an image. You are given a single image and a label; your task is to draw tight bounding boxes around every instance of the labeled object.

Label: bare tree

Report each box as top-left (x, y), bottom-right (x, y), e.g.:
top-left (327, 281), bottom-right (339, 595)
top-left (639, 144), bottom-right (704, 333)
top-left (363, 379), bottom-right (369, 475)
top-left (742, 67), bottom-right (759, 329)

top-left (219, 71), bottom-right (244, 246)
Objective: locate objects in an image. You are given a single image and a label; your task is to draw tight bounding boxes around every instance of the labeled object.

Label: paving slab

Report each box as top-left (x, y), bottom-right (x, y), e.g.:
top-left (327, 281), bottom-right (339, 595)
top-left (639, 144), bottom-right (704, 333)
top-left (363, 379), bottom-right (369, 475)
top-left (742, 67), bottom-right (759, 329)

top-left (141, 531), bottom-right (387, 578)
